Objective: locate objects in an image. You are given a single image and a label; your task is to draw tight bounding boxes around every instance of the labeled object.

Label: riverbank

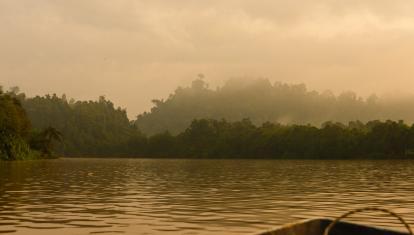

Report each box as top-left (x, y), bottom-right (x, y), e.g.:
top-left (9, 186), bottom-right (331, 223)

top-left (54, 118), bottom-right (414, 160)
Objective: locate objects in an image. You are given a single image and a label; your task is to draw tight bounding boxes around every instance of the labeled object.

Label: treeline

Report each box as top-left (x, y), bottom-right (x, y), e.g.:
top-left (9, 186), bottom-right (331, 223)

top-left (139, 119), bottom-right (414, 159)
top-left (19, 92), bottom-right (141, 156)
top-left (4, 80), bottom-right (414, 159)
top-left (136, 78), bottom-right (414, 135)
top-left (0, 87), bottom-right (61, 160)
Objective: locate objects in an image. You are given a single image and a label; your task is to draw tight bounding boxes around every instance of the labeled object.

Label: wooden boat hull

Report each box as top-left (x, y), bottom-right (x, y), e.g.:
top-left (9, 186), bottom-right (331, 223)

top-left (258, 218), bottom-right (408, 235)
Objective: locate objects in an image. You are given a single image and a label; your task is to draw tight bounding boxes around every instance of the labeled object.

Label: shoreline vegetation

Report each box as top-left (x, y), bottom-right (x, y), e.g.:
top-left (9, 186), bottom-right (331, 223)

top-left (2, 79), bottom-right (414, 160)
top-left (0, 88), bottom-right (61, 160)
top-left (58, 118), bottom-right (414, 160)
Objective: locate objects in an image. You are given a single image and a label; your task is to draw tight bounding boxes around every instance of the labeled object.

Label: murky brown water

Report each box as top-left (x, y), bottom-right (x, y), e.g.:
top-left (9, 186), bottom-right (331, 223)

top-left (1, 158), bottom-right (414, 235)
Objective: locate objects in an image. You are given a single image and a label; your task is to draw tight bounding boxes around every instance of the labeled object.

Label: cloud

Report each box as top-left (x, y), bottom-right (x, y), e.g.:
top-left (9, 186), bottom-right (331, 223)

top-left (1, 0), bottom-right (414, 116)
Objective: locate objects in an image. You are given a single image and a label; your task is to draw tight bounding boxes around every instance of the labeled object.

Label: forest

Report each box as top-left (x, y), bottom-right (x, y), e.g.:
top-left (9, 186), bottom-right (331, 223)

top-left (0, 87), bottom-right (61, 160)
top-left (136, 78), bottom-right (414, 135)
top-left (2, 79), bottom-right (414, 159)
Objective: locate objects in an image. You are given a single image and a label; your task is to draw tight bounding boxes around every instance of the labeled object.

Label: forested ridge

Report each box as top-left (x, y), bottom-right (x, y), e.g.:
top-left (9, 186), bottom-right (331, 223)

top-left (3, 79), bottom-right (414, 159)
top-left (136, 78), bottom-right (414, 135)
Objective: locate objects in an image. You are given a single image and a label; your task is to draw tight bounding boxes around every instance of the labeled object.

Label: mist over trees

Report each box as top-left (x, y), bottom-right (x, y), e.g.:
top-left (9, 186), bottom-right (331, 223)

top-left (4, 78), bottom-right (414, 159)
top-left (136, 78), bottom-right (414, 135)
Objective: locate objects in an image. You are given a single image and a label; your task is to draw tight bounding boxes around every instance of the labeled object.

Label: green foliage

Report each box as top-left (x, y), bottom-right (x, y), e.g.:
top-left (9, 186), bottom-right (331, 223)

top-left (0, 135), bottom-right (40, 160)
top-left (29, 127), bottom-right (62, 157)
top-left (5, 83), bottom-right (414, 159)
top-left (0, 89), bottom-right (61, 160)
top-left (140, 119), bottom-right (414, 159)
top-left (0, 91), bottom-right (39, 160)
top-left (135, 78), bottom-right (414, 135)
top-left (20, 93), bottom-right (143, 156)
top-left (0, 91), bottom-right (31, 138)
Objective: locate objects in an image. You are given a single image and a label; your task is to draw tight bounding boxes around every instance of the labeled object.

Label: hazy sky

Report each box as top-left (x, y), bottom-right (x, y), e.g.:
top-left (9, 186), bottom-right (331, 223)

top-left (1, 0), bottom-right (414, 117)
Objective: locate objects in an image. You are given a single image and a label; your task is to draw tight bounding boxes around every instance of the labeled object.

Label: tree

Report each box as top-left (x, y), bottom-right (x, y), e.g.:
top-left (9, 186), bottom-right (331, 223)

top-left (135, 78), bottom-right (408, 136)
top-left (40, 127), bottom-right (63, 156)
top-left (0, 91), bottom-right (33, 160)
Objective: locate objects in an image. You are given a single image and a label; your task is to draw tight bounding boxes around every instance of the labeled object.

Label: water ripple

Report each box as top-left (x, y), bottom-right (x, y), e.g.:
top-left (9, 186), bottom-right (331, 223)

top-left (1, 159), bottom-right (414, 234)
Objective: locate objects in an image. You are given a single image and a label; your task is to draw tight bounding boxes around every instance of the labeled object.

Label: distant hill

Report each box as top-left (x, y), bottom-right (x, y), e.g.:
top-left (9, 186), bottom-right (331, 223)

top-left (135, 78), bottom-right (414, 135)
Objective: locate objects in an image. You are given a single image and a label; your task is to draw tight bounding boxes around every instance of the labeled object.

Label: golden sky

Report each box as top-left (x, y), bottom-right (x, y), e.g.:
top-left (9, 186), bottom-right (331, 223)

top-left (1, 0), bottom-right (414, 116)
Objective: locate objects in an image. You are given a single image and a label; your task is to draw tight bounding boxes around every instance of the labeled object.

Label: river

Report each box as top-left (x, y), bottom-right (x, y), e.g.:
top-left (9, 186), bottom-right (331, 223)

top-left (1, 158), bottom-right (414, 234)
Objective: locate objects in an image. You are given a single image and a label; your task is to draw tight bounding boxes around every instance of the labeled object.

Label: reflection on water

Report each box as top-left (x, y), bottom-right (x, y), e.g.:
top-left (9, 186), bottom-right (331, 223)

top-left (1, 158), bottom-right (414, 234)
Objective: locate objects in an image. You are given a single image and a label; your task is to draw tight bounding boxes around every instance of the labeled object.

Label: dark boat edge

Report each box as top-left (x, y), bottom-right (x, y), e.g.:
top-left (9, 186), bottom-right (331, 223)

top-left (257, 218), bottom-right (409, 235)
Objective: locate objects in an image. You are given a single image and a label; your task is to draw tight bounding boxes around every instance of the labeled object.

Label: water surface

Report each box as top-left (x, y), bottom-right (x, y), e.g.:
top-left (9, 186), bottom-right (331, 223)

top-left (1, 158), bottom-right (414, 234)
